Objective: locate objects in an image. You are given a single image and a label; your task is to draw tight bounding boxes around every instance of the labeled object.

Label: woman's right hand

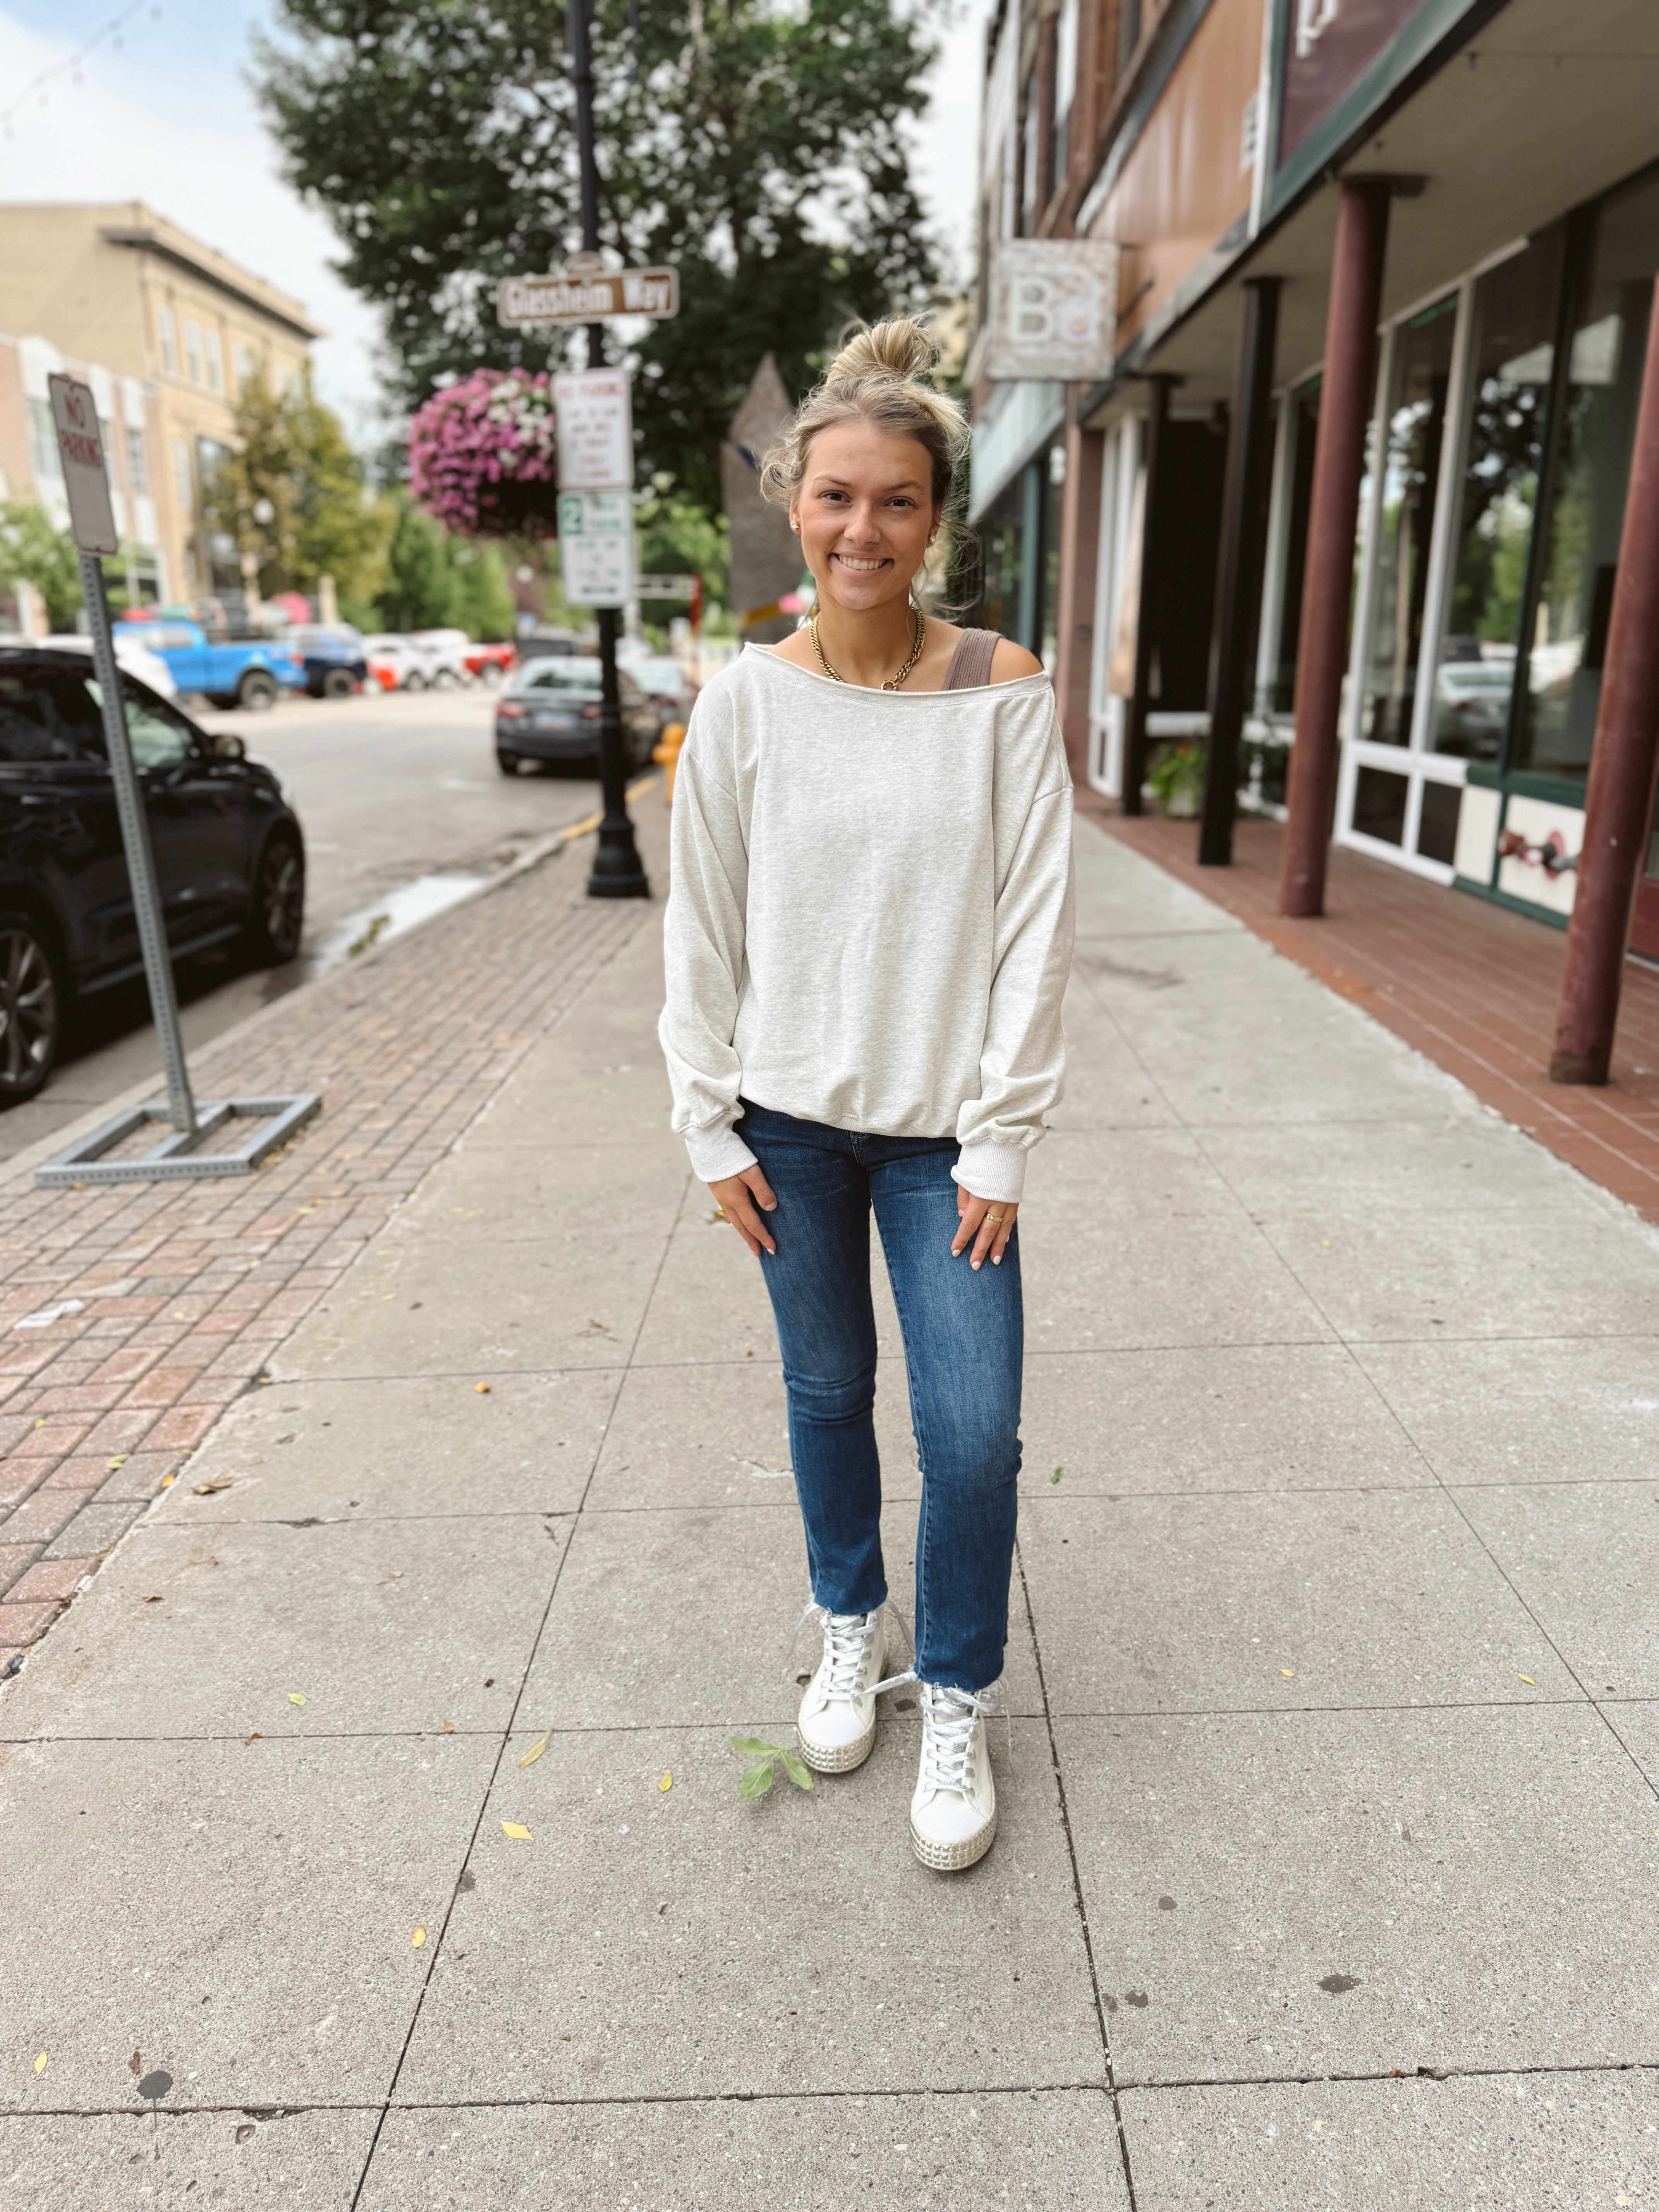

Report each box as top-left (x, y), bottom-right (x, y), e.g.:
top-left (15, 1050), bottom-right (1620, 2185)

top-left (709, 1164), bottom-right (779, 1257)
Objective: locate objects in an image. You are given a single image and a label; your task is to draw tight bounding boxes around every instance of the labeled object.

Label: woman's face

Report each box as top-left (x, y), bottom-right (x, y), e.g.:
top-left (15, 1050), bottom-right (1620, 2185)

top-left (790, 422), bottom-right (939, 615)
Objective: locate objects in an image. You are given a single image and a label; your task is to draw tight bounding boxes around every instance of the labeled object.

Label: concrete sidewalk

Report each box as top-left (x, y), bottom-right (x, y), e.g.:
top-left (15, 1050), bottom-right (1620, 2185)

top-left (5, 810), bottom-right (1659, 2208)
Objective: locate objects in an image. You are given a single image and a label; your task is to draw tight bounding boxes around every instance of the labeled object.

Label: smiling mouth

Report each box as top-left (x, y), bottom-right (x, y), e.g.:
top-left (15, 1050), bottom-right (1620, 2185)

top-left (832, 553), bottom-right (890, 573)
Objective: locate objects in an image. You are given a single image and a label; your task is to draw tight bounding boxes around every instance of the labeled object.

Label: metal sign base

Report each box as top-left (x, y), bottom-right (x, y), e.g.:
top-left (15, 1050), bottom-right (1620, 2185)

top-left (35, 1095), bottom-right (322, 1187)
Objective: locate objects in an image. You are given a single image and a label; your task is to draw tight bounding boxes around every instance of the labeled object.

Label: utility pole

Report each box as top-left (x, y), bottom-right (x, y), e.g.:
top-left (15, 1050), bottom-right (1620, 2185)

top-left (568, 0), bottom-right (649, 900)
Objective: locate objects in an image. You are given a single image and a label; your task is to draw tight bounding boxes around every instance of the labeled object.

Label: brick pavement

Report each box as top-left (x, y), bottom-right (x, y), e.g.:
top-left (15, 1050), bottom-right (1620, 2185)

top-left (0, 805), bottom-right (665, 1674)
top-left (1083, 799), bottom-right (1659, 1224)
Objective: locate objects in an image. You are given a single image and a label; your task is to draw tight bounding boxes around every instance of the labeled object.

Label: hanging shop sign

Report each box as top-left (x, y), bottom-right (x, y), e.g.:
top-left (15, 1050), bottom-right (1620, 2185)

top-left (556, 490), bottom-right (635, 607)
top-left (985, 239), bottom-right (1120, 382)
top-left (498, 263), bottom-right (679, 329)
top-left (552, 369), bottom-right (634, 491)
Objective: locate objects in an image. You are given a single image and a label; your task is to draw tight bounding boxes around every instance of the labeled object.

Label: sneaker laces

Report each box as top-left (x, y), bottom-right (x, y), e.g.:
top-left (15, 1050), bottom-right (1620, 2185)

top-left (783, 1600), bottom-right (913, 1692)
top-left (919, 1683), bottom-right (995, 1795)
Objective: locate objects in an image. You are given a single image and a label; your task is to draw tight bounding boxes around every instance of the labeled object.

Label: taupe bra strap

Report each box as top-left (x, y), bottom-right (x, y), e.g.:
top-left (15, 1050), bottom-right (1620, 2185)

top-left (941, 627), bottom-right (1001, 690)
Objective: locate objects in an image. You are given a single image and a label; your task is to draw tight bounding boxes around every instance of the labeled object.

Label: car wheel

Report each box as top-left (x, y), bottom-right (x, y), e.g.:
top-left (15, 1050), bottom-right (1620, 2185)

top-left (246, 832), bottom-right (305, 966)
top-left (432, 667), bottom-right (460, 690)
top-left (403, 671), bottom-right (428, 692)
top-left (238, 670), bottom-right (280, 712)
top-left (496, 751), bottom-right (520, 775)
top-left (321, 667), bottom-right (356, 699)
top-left (0, 909), bottom-right (65, 1106)
top-left (479, 662), bottom-right (503, 687)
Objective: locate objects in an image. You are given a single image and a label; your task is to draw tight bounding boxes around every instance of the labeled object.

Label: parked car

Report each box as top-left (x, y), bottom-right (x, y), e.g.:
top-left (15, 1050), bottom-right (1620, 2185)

top-left (362, 635), bottom-right (441, 692)
top-left (280, 623), bottom-right (369, 699)
top-left (41, 631), bottom-right (179, 700)
top-left (625, 653), bottom-right (696, 732)
top-left (406, 629), bottom-right (472, 687)
top-left (514, 629), bottom-right (588, 670)
top-left (0, 647), bottom-right (306, 1104)
top-left (464, 641), bottom-right (516, 686)
top-left (494, 657), bottom-right (659, 775)
top-left (117, 617), bottom-right (304, 712)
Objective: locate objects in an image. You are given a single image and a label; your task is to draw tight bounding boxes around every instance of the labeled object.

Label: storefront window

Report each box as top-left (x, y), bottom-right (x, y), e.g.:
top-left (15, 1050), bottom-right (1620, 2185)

top-left (1518, 169), bottom-right (1659, 779)
top-left (1266, 378), bottom-right (1320, 713)
top-left (1360, 296), bottom-right (1456, 745)
top-left (1433, 230), bottom-right (1565, 758)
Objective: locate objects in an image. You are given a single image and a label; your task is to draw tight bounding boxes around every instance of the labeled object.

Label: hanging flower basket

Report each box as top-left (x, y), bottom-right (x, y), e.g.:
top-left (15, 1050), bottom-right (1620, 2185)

top-left (408, 369), bottom-right (560, 540)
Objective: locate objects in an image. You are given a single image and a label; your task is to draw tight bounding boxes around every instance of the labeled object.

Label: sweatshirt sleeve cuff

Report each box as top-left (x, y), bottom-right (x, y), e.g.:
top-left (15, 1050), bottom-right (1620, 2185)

top-left (683, 1119), bottom-right (759, 1185)
top-left (951, 1141), bottom-right (1028, 1205)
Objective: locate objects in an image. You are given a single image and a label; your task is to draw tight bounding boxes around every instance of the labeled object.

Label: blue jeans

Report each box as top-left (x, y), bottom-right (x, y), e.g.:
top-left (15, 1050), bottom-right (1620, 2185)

top-left (738, 1099), bottom-right (1023, 1694)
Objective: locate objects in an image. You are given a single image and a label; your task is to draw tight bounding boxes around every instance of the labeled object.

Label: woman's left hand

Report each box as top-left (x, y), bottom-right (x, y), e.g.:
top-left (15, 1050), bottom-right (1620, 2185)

top-left (951, 1188), bottom-right (1018, 1271)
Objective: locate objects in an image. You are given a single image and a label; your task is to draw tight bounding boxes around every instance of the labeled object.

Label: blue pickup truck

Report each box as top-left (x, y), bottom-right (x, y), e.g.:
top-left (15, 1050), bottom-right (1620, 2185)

top-left (119, 618), bottom-right (306, 713)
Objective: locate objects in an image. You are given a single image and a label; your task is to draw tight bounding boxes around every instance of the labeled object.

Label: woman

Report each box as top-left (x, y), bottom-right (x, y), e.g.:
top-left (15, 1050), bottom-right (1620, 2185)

top-left (659, 320), bottom-right (1074, 1872)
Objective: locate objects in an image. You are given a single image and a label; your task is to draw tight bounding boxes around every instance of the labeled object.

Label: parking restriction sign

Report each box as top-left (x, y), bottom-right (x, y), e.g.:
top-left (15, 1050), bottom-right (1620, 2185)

top-left (47, 374), bottom-right (119, 555)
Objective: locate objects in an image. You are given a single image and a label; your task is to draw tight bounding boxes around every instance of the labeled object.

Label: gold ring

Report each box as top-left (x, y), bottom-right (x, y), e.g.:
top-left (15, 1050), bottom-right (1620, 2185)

top-left (986, 1211), bottom-right (1004, 1223)
top-left (713, 1206), bottom-right (727, 1220)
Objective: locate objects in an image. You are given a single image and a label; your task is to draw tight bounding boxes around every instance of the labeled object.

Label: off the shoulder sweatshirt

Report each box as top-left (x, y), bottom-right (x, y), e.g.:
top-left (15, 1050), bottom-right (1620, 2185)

top-left (657, 644), bottom-right (1075, 1206)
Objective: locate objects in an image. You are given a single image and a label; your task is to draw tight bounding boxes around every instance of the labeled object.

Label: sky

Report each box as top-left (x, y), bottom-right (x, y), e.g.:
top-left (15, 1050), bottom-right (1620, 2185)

top-left (0, 0), bottom-right (992, 436)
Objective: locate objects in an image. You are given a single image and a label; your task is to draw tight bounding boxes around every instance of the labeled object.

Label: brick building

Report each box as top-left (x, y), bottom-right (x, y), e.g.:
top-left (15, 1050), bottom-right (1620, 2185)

top-left (0, 203), bottom-right (320, 625)
top-left (967, 0), bottom-right (1659, 1036)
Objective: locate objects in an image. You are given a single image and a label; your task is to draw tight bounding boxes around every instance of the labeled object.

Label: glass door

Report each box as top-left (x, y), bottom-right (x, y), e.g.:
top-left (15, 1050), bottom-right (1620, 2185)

top-left (1338, 286), bottom-right (1469, 876)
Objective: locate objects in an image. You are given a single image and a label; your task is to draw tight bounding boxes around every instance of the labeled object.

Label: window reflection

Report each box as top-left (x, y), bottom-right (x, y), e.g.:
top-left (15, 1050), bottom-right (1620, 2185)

top-left (1519, 171), bottom-right (1659, 778)
top-left (1434, 231), bottom-right (1564, 758)
top-left (1361, 296), bottom-right (1456, 746)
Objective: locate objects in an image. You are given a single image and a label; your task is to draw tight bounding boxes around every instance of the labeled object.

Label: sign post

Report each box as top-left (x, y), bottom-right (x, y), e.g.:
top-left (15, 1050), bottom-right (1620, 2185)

top-left (35, 374), bottom-right (319, 1188)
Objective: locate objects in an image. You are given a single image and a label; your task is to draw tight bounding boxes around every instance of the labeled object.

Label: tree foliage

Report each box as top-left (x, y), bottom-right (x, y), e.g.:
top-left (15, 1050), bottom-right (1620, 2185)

top-left (253, 0), bottom-right (943, 507)
top-left (0, 501), bottom-right (82, 630)
top-left (373, 496), bottom-right (517, 637)
top-left (204, 366), bottom-right (394, 610)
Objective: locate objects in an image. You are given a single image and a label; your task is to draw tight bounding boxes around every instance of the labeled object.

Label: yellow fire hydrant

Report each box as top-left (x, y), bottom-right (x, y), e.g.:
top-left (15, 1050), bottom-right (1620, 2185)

top-left (653, 721), bottom-right (687, 803)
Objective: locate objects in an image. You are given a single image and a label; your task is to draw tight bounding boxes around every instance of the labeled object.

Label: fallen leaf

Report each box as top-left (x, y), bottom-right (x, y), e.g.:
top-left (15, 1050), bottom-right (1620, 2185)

top-left (276, 1434), bottom-right (295, 1445)
top-left (475, 1381), bottom-right (492, 1394)
top-left (1051, 1465), bottom-right (1063, 1484)
top-left (129, 2051), bottom-right (141, 2076)
top-left (34, 2053), bottom-right (46, 2075)
top-left (244, 1733), bottom-right (261, 1746)
top-left (658, 1771), bottom-right (673, 1792)
top-left (194, 1479), bottom-right (232, 1496)
top-left (410, 1927), bottom-right (426, 1947)
top-left (1280, 1668), bottom-right (1295, 1678)
top-left (441, 1721), bottom-right (455, 1734)
top-left (288, 1692), bottom-right (307, 1707)
top-left (501, 1821), bottom-right (533, 1841)
top-left (144, 1595), bottom-right (163, 1604)
top-left (1518, 1673), bottom-right (1536, 1686)
top-left (107, 1455), bottom-right (129, 1471)
top-left (518, 1728), bottom-right (550, 1769)
top-left (160, 1474), bottom-right (176, 1488)
top-left (738, 1762), bottom-right (773, 1801)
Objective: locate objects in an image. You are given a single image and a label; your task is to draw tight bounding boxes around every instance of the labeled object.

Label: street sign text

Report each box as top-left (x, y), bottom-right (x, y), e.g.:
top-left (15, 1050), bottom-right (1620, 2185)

top-left (498, 268), bottom-right (679, 328)
top-left (553, 370), bottom-right (634, 491)
top-left (47, 374), bottom-right (119, 555)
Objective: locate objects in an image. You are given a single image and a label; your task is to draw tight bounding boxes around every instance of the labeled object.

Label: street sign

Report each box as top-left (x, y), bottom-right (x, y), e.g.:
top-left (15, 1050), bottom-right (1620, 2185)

top-left (47, 373), bottom-right (118, 555)
top-left (553, 370), bottom-right (633, 491)
top-left (498, 266), bottom-right (678, 328)
top-left (557, 490), bottom-right (635, 608)
top-left (33, 375), bottom-right (320, 1189)
top-left (635, 574), bottom-right (697, 599)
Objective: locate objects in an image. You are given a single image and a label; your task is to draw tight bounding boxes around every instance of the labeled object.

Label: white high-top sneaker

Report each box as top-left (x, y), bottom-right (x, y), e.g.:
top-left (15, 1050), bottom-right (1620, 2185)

top-left (795, 1607), bottom-right (888, 1773)
top-left (910, 1680), bottom-right (997, 1871)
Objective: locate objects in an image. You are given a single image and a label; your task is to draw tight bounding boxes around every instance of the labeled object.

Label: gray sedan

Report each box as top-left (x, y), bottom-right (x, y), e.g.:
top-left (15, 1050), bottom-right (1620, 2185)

top-left (494, 657), bottom-right (659, 775)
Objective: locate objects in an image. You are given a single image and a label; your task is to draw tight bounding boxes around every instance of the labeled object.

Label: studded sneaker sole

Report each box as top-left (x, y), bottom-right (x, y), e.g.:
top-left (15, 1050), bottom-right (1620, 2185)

top-left (797, 1720), bottom-right (877, 1774)
top-left (910, 1807), bottom-right (998, 1872)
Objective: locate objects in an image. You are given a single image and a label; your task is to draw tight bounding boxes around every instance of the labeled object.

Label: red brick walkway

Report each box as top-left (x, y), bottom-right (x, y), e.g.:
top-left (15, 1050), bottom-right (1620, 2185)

top-left (1081, 797), bottom-right (1659, 1224)
top-left (0, 823), bottom-right (661, 1673)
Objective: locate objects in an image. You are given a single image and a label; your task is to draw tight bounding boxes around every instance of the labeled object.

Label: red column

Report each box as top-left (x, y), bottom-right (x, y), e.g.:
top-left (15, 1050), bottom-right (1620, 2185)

top-left (1549, 282), bottom-right (1659, 1083)
top-left (1279, 181), bottom-right (1392, 917)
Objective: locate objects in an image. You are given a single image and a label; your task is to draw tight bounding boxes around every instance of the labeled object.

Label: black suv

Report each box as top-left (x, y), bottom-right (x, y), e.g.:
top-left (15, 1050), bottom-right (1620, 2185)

top-left (0, 647), bottom-right (306, 1105)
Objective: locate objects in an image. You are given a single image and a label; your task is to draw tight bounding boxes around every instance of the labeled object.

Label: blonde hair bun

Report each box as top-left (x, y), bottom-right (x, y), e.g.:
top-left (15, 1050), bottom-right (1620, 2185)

top-left (825, 318), bottom-right (938, 387)
top-left (759, 317), bottom-right (968, 514)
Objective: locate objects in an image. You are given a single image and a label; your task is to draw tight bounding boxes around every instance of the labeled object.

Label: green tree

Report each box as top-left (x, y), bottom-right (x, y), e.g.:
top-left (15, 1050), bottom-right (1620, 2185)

top-left (253, 0), bottom-right (942, 509)
top-left (371, 497), bottom-right (517, 637)
top-left (635, 489), bottom-right (730, 620)
top-left (0, 500), bottom-right (82, 629)
top-left (205, 367), bottom-right (394, 610)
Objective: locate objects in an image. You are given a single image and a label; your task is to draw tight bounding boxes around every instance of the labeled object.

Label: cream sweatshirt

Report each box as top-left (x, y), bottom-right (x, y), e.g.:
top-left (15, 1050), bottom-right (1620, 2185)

top-left (658, 645), bottom-right (1075, 1206)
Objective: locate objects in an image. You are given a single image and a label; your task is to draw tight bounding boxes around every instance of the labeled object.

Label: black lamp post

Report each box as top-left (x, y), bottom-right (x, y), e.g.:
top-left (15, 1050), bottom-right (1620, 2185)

top-left (568, 0), bottom-right (650, 900)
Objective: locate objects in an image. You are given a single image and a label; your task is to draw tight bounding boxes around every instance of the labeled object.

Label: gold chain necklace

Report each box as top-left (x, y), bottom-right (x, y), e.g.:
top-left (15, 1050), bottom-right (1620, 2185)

top-left (809, 605), bottom-right (927, 691)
